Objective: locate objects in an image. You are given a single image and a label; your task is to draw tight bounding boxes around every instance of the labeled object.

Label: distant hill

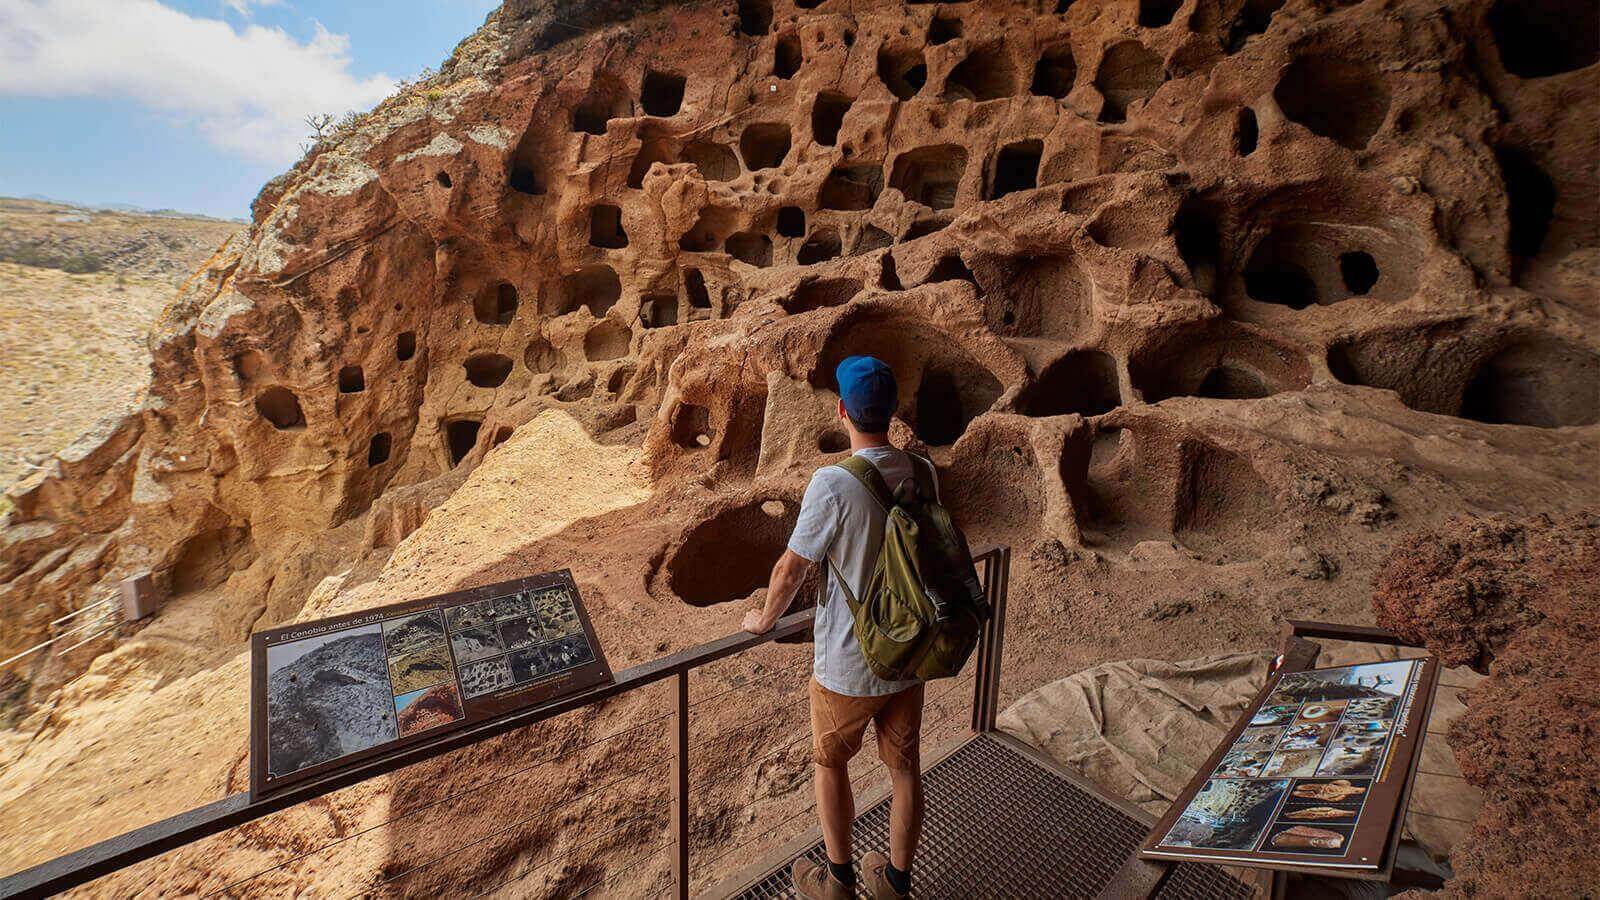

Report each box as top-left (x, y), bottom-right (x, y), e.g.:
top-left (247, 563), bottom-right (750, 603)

top-left (0, 197), bottom-right (242, 486)
top-left (0, 196), bottom-right (241, 284)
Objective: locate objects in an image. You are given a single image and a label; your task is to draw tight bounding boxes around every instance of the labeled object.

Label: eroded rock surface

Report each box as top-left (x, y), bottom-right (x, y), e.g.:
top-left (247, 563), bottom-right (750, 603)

top-left (1, 0), bottom-right (1597, 894)
top-left (1375, 514), bottom-right (1600, 898)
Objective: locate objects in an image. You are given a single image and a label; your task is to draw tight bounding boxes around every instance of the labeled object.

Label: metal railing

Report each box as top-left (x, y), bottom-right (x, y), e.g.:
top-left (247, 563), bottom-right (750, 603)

top-left (0, 547), bottom-right (1010, 900)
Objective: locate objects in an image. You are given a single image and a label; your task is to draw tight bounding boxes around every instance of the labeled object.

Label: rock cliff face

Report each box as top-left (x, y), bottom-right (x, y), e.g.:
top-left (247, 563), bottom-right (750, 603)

top-left (1, 0), bottom-right (1596, 894)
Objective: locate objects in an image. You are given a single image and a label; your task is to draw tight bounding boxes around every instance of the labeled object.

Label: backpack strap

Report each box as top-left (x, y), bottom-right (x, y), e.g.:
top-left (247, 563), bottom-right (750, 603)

top-left (820, 455), bottom-right (893, 613)
top-left (835, 454), bottom-right (894, 512)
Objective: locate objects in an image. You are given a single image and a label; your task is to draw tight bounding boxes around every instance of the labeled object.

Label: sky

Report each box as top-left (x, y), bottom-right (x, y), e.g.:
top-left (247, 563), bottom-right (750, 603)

top-left (0, 0), bottom-right (499, 219)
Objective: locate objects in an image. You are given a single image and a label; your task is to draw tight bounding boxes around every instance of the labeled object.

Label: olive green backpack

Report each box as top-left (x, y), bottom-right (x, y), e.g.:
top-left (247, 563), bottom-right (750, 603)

top-left (824, 454), bottom-right (990, 682)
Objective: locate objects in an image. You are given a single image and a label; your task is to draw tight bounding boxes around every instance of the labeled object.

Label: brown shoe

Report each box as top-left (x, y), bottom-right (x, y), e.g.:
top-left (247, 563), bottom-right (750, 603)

top-left (791, 856), bottom-right (851, 900)
top-left (862, 851), bottom-right (908, 899)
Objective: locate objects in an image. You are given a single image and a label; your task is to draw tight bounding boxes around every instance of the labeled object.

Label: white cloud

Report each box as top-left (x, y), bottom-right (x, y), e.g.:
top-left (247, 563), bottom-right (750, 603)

top-left (220, 0), bottom-right (282, 16)
top-left (0, 0), bottom-right (396, 166)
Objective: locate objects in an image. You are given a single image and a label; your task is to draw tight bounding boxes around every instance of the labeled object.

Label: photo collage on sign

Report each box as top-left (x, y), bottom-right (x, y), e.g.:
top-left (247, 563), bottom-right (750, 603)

top-left (1159, 660), bottom-right (1416, 857)
top-left (265, 623), bottom-right (400, 777)
top-left (448, 585), bottom-right (595, 700)
top-left (382, 610), bottom-right (466, 738)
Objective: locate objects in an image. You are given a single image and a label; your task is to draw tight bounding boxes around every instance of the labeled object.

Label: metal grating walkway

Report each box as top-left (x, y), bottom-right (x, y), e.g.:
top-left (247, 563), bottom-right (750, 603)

top-left (726, 734), bottom-right (1252, 900)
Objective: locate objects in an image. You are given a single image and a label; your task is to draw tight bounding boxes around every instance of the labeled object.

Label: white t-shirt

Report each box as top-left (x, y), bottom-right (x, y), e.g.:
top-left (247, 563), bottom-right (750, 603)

top-left (787, 445), bottom-right (936, 697)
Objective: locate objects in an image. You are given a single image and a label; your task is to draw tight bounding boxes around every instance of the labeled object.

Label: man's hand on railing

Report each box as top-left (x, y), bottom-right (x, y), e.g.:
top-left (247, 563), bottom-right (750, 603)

top-left (742, 589), bottom-right (775, 634)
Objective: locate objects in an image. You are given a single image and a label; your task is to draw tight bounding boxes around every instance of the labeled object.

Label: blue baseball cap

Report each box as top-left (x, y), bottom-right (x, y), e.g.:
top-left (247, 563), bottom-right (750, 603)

top-left (836, 355), bottom-right (897, 432)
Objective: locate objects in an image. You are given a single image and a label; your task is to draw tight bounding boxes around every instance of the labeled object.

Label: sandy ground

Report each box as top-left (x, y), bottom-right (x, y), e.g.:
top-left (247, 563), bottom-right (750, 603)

top-left (0, 411), bottom-right (651, 874)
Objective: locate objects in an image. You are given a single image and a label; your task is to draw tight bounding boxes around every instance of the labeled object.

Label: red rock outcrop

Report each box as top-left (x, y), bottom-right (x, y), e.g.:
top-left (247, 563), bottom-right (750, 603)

top-left (1, 0), bottom-right (1597, 894)
top-left (1374, 514), bottom-right (1599, 897)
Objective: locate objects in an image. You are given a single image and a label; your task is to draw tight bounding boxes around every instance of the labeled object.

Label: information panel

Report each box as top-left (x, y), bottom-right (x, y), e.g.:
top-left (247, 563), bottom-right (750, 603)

top-left (1142, 657), bottom-right (1438, 873)
top-left (249, 570), bottom-right (612, 799)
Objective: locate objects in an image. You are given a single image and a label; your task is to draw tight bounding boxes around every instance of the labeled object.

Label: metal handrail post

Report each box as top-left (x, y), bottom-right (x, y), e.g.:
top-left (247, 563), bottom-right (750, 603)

top-left (671, 671), bottom-right (690, 900)
top-left (971, 546), bottom-right (1010, 734)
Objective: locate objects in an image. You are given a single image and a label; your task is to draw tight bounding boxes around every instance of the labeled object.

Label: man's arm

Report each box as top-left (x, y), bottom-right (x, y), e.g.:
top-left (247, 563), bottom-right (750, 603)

top-left (742, 549), bottom-right (811, 633)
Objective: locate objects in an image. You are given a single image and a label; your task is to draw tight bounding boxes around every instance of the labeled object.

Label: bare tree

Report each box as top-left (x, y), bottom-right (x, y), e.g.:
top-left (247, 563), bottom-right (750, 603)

top-left (300, 113), bottom-right (336, 156)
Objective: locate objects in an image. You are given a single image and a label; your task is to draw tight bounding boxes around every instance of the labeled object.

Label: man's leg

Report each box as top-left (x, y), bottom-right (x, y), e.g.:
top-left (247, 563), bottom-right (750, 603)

top-left (864, 683), bottom-right (925, 897)
top-left (816, 762), bottom-right (856, 865)
top-left (887, 763), bottom-right (924, 872)
top-left (793, 679), bottom-right (875, 898)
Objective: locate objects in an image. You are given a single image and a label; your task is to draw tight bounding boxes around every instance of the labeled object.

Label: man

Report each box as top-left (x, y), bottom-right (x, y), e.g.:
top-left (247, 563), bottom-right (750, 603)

top-left (742, 355), bottom-right (931, 900)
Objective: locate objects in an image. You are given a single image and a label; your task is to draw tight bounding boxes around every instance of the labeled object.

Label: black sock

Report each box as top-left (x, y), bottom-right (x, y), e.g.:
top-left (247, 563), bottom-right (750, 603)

top-left (827, 858), bottom-right (855, 886)
top-left (886, 863), bottom-right (911, 894)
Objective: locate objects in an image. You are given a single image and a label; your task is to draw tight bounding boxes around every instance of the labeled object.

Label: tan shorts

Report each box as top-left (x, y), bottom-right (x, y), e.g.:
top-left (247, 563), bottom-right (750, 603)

top-left (809, 678), bottom-right (925, 771)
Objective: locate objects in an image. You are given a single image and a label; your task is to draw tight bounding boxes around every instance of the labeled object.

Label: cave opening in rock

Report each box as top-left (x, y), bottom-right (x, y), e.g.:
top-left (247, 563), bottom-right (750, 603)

top-left (1174, 200), bottom-right (1223, 294)
top-left (1489, 0), bottom-right (1599, 78)
top-left (878, 46), bottom-right (928, 101)
top-left (641, 69), bottom-right (685, 117)
top-left (819, 165), bottom-right (883, 210)
top-left (786, 277), bottom-right (863, 314)
top-left (774, 33), bottom-right (803, 79)
top-left (670, 402), bottom-right (712, 449)
top-left (562, 265), bottom-right (621, 316)
top-left (1243, 260), bottom-right (1316, 309)
top-left (445, 420), bottom-right (481, 467)
top-left (525, 336), bottom-right (558, 373)
top-left (435, 171), bottom-right (452, 189)
top-left (684, 268), bottom-right (712, 310)
top-left (725, 231), bottom-right (774, 267)
top-left (493, 426), bottom-right (514, 446)
top-left (1197, 365), bottom-right (1270, 400)
top-left (857, 225), bottom-right (895, 256)
top-left (1018, 349), bottom-right (1121, 417)
top-left (1227, 0), bottom-right (1285, 52)
top-left (904, 219), bottom-right (949, 241)
top-left (818, 430), bottom-right (850, 453)
top-left (367, 432), bottom-right (391, 466)
top-left (589, 204), bottom-right (628, 248)
top-left (740, 122), bottom-right (791, 170)
top-left (464, 353), bottom-right (514, 388)
top-left (571, 84), bottom-right (629, 135)
top-left (679, 207), bottom-right (736, 251)
top-left (666, 499), bottom-right (798, 606)
top-left (891, 144), bottom-right (967, 210)
top-left (626, 139), bottom-right (675, 189)
top-left (584, 320), bottom-right (632, 361)
top-left (738, 0), bottom-right (772, 36)
top-left (797, 228), bottom-right (842, 265)
top-left (1235, 107), bottom-right (1259, 155)
top-left (1274, 56), bottom-right (1390, 151)
top-left (928, 12), bottom-right (962, 44)
top-left (1459, 338), bottom-right (1600, 428)
top-left (811, 92), bottom-right (852, 146)
top-left (171, 524), bottom-right (254, 595)
top-left (475, 282), bottom-right (519, 325)
top-left (255, 386), bottom-right (305, 430)
top-left (1495, 145), bottom-right (1556, 261)
top-left (1031, 46), bottom-right (1076, 98)
top-left (777, 206), bottom-right (806, 237)
top-left (1339, 251), bottom-right (1379, 295)
top-left (396, 332), bottom-right (417, 362)
top-left (914, 371), bottom-right (971, 446)
top-left (683, 141), bottom-right (740, 181)
top-left (943, 44), bottom-right (1017, 101)
top-left (875, 254), bottom-right (902, 293)
top-left (1139, 0), bottom-right (1182, 28)
top-left (988, 140), bottom-right (1042, 200)
top-left (925, 253), bottom-right (977, 286)
top-left (642, 294), bottom-right (679, 327)
top-left (338, 365), bottom-right (365, 393)
top-left (509, 163), bottom-right (544, 196)
top-left (1131, 324), bottom-right (1308, 402)
top-left (1096, 40), bottom-right (1163, 122)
